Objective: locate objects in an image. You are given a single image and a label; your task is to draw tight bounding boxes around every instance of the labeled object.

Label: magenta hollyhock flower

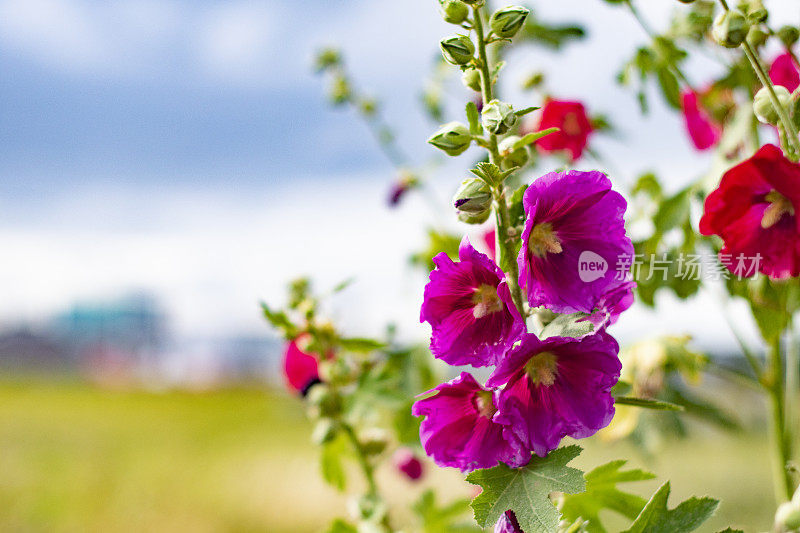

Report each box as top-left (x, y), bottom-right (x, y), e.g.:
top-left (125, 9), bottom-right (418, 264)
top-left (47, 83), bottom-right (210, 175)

top-left (536, 99), bottom-right (593, 161)
top-left (681, 90), bottom-right (721, 151)
top-left (495, 511), bottom-right (523, 533)
top-left (482, 229), bottom-right (496, 262)
top-left (421, 238), bottom-right (524, 367)
top-left (393, 448), bottom-right (424, 481)
top-left (770, 52), bottom-right (800, 92)
top-left (700, 144), bottom-right (800, 278)
top-left (518, 170), bottom-right (633, 315)
top-left (412, 372), bottom-right (526, 472)
top-left (596, 279), bottom-right (636, 326)
top-left (487, 332), bottom-right (621, 457)
top-left (283, 338), bottom-right (321, 395)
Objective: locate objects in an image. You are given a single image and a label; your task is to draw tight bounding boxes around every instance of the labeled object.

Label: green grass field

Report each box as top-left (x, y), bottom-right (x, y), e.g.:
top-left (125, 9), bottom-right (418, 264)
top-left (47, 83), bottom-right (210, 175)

top-left (0, 377), bottom-right (779, 532)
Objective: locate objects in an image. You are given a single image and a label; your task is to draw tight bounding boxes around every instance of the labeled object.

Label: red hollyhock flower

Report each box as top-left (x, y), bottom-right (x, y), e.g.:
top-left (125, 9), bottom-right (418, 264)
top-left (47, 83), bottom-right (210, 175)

top-left (770, 52), bottom-right (800, 93)
top-left (535, 99), bottom-right (593, 161)
top-left (283, 337), bottom-right (321, 395)
top-left (699, 144), bottom-right (800, 279)
top-left (681, 90), bottom-right (721, 151)
top-left (393, 448), bottom-right (424, 481)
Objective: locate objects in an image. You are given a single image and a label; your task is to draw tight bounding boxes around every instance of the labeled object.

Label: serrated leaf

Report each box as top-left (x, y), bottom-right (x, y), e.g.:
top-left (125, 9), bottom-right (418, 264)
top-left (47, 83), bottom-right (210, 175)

top-left (515, 106), bottom-right (540, 117)
top-left (338, 337), bottom-right (386, 352)
top-left (614, 396), bottom-right (684, 411)
top-left (466, 445), bottom-right (586, 533)
top-left (466, 101), bottom-right (483, 135)
top-left (539, 312), bottom-right (596, 340)
top-left (513, 128), bottom-right (559, 151)
top-left (470, 162), bottom-right (503, 185)
top-left (561, 460), bottom-right (656, 533)
top-left (621, 482), bottom-right (718, 533)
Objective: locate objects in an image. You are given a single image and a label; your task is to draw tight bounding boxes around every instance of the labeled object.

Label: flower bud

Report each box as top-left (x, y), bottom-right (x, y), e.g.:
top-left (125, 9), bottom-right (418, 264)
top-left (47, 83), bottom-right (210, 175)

top-left (311, 418), bottom-right (338, 445)
top-left (738, 0), bottom-right (767, 24)
top-left (458, 210), bottom-right (491, 224)
top-left (314, 48), bottom-right (341, 73)
top-left (490, 6), bottom-right (530, 39)
top-left (428, 121), bottom-right (472, 155)
top-left (747, 26), bottom-right (768, 48)
top-left (712, 10), bottom-right (750, 48)
top-left (754, 85), bottom-right (791, 125)
top-left (440, 0), bottom-right (469, 25)
top-left (498, 135), bottom-right (529, 170)
top-left (778, 25), bottom-right (800, 47)
top-left (482, 99), bottom-right (517, 134)
top-left (306, 383), bottom-right (341, 418)
top-left (775, 501), bottom-right (800, 531)
top-left (359, 428), bottom-right (389, 456)
top-left (440, 34), bottom-right (475, 65)
top-left (462, 69), bottom-right (482, 92)
top-left (329, 75), bottom-right (351, 105)
top-left (453, 178), bottom-right (492, 216)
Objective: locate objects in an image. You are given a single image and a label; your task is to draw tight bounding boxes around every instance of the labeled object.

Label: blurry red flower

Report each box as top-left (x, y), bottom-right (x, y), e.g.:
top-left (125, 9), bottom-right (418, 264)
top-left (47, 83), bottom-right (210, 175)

top-left (535, 99), bottom-right (593, 161)
top-left (283, 337), bottom-right (321, 395)
top-left (769, 52), bottom-right (800, 92)
top-left (393, 448), bottom-right (424, 481)
top-left (700, 144), bottom-right (800, 279)
top-left (681, 90), bottom-right (721, 151)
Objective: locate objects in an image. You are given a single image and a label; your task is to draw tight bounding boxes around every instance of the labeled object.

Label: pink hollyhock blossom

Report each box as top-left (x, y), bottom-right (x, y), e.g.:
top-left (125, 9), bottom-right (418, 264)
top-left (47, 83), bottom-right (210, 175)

top-left (536, 99), bottom-right (593, 161)
top-left (412, 372), bottom-right (526, 472)
top-left (482, 229), bottom-right (496, 262)
top-left (518, 170), bottom-right (634, 315)
top-left (596, 279), bottom-right (636, 326)
top-left (393, 448), bottom-right (424, 481)
top-left (770, 52), bottom-right (800, 92)
top-left (421, 238), bottom-right (524, 367)
top-left (283, 338), bottom-right (321, 395)
top-left (487, 332), bottom-right (621, 457)
top-left (681, 90), bottom-right (721, 151)
top-left (495, 511), bottom-right (523, 533)
top-left (700, 144), bottom-right (800, 278)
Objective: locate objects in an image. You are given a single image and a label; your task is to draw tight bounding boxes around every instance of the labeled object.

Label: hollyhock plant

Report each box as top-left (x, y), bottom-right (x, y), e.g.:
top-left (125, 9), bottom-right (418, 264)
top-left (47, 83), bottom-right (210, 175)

top-left (283, 338), bottom-right (321, 395)
top-left (412, 372), bottom-right (526, 472)
top-left (699, 144), bottom-right (800, 279)
top-left (681, 90), bottom-right (721, 151)
top-left (518, 170), bottom-right (634, 314)
top-left (487, 332), bottom-right (621, 457)
top-left (535, 99), bottom-right (593, 161)
top-left (421, 238), bottom-right (524, 367)
top-left (769, 52), bottom-right (800, 92)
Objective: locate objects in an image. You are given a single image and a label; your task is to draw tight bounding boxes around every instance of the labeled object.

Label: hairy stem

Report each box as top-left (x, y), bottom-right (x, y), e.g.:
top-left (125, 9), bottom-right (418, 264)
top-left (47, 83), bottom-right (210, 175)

top-left (472, 4), bottom-right (526, 317)
top-left (768, 337), bottom-right (795, 501)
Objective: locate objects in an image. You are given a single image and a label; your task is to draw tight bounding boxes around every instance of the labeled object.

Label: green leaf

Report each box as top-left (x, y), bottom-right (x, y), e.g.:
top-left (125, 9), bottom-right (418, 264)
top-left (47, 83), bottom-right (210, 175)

top-left (656, 67), bottom-right (681, 110)
top-left (326, 518), bottom-right (358, 533)
top-left (338, 337), bottom-right (386, 353)
top-left (466, 101), bottom-right (482, 135)
top-left (413, 490), bottom-right (480, 533)
top-left (260, 303), bottom-right (297, 338)
top-left (621, 482), bottom-right (719, 533)
top-left (539, 312), bottom-right (596, 340)
top-left (466, 445), bottom-right (586, 532)
top-left (320, 434), bottom-right (348, 492)
top-left (470, 162), bottom-right (503, 185)
top-left (508, 184), bottom-right (529, 227)
top-left (515, 106), bottom-right (540, 117)
top-left (561, 460), bottom-right (656, 533)
top-left (332, 278), bottom-right (355, 293)
top-left (613, 396), bottom-right (684, 411)
top-left (513, 128), bottom-right (559, 151)
top-left (653, 187), bottom-right (691, 235)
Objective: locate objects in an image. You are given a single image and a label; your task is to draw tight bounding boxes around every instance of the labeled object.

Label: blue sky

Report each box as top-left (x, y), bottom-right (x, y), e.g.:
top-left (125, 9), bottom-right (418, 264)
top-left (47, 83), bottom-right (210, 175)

top-left (0, 0), bottom-right (796, 348)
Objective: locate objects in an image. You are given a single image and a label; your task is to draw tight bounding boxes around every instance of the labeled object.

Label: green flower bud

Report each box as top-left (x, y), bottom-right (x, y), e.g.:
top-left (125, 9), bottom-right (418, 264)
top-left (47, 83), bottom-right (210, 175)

top-left (482, 99), bottom-right (517, 134)
top-left (330, 75), bottom-right (351, 105)
top-left (712, 10), bottom-right (750, 48)
top-left (359, 98), bottom-right (378, 116)
top-left (778, 25), bottom-right (800, 47)
top-left (747, 26), bottom-right (768, 48)
top-left (440, 0), bottom-right (469, 25)
top-left (359, 428), bottom-right (389, 456)
top-left (350, 494), bottom-right (388, 523)
top-left (311, 418), bottom-right (338, 445)
top-left (440, 34), bottom-right (475, 65)
top-left (453, 178), bottom-right (492, 216)
top-left (738, 0), bottom-right (767, 24)
top-left (462, 69), bottom-right (482, 92)
top-left (775, 501), bottom-right (800, 531)
top-left (754, 86), bottom-right (791, 125)
top-left (428, 121), bottom-right (472, 155)
top-left (498, 135), bottom-right (529, 170)
top-left (306, 383), bottom-right (341, 418)
top-left (490, 6), bottom-right (530, 39)
top-left (458, 210), bottom-right (491, 224)
top-left (314, 48), bottom-right (341, 73)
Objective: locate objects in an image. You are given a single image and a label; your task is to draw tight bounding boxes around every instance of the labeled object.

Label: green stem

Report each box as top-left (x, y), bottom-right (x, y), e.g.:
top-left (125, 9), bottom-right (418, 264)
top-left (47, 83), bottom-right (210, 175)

top-left (341, 423), bottom-right (378, 497)
top-left (786, 317), bottom-right (798, 480)
top-left (472, 4), bottom-right (526, 317)
top-left (767, 337), bottom-right (795, 501)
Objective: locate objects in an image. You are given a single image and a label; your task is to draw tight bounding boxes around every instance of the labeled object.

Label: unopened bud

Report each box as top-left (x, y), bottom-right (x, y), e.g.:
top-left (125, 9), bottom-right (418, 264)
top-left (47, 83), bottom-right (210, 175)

top-left (440, 34), bottom-right (475, 65)
top-left (453, 178), bottom-right (492, 215)
top-left (462, 69), bottom-right (482, 92)
top-left (311, 418), bottom-right (338, 445)
top-left (712, 10), bottom-right (749, 48)
top-left (498, 136), bottom-right (529, 170)
top-left (359, 428), bottom-right (389, 456)
top-left (775, 501), bottom-right (800, 531)
top-left (306, 383), bottom-right (341, 418)
top-left (738, 0), bottom-right (767, 24)
top-left (458, 210), bottom-right (491, 224)
top-left (490, 6), bottom-right (530, 39)
top-left (314, 48), bottom-right (341, 73)
top-left (428, 121), bottom-right (472, 155)
top-left (482, 99), bottom-right (517, 134)
top-left (440, 0), bottom-right (469, 25)
top-left (778, 26), bottom-right (800, 47)
top-left (747, 26), bottom-right (768, 48)
top-left (330, 75), bottom-right (351, 105)
top-left (754, 85), bottom-right (791, 125)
